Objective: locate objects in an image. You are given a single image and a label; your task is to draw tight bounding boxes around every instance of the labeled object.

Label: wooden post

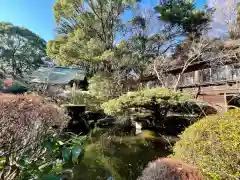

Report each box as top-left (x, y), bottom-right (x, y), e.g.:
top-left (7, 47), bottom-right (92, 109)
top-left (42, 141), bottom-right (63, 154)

top-left (194, 70), bottom-right (200, 84)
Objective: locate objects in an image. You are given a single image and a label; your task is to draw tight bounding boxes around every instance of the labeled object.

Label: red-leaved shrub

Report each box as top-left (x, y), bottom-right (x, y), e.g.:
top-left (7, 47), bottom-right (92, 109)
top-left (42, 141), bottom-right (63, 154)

top-left (137, 158), bottom-right (203, 180)
top-left (0, 93), bottom-right (69, 157)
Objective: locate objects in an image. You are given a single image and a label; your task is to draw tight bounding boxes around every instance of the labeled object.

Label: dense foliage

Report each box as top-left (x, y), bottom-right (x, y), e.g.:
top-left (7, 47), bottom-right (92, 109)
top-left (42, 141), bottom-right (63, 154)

top-left (102, 88), bottom-right (191, 125)
top-left (47, 0), bottom-right (212, 79)
top-left (172, 108), bottom-right (240, 179)
top-left (88, 72), bottom-right (123, 101)
top-left (47, 0), bottom-right (140, 69)
top-left (66, 72), bottom-right (123, 112)
top-left (0, 94), bottom-right (69, 179)
top-left (20, 134), bottom-right (86, 179)
top-left (0, 22), bottom-right (46, 76)
top-left (155, 0), bottom-right (213, 38)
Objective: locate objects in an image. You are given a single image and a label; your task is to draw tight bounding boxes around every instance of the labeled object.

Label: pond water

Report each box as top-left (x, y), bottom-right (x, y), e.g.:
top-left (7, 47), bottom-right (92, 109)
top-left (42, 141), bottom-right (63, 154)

top-left (73, 128), bottom-right (174, 180)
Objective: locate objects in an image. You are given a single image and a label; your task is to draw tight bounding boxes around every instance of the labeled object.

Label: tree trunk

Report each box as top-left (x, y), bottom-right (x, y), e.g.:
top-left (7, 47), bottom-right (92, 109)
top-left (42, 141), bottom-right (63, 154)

top-left (153, 104), bottom-right (161, 125)
top-left (174, 74), bottom-right (181, 91)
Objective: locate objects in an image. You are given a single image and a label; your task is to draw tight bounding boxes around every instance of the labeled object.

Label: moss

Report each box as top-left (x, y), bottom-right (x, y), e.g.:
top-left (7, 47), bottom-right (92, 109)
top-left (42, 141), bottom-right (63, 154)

top-left (172, 108), bottom-right (240, 180)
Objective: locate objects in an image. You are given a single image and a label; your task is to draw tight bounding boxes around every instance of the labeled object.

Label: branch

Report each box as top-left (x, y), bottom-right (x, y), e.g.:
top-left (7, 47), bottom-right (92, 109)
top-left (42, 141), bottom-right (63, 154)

top-left (88, 0), bottom-right (107, 43)
top-left (174, 37), bottom-right (211, 90)
top-left (153, 58), bottom-right (165, 87)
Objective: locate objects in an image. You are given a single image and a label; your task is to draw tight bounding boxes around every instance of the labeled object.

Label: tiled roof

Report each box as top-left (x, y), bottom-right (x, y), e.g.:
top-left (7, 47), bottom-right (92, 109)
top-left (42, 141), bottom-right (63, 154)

top-left (29, 66), bottom-right (86, 84)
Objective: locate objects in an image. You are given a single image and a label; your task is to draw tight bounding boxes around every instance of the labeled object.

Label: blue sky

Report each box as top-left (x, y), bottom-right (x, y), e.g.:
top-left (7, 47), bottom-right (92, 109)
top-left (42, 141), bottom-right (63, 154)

top-left (0, 0), bottom-right (56, 41)
top-left (0, 0), bottom-right (206, 41)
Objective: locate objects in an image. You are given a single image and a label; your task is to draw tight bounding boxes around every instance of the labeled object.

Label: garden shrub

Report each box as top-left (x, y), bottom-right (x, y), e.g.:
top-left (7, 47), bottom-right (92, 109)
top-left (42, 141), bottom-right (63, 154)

top-left (172, 108), bottom-right (240, 180)
top-left (88, 72), bottom-right (123, 102)
top-left (67, 89), bottom-right (103, 112)
top-left (137, 158), bottom-right (204, 180)
top-left (65, 72), bottom-right (124, 112)
top-left (102, 88), bottom-right (191, 125)
top-left (0, 93), bottom-right (69, 179)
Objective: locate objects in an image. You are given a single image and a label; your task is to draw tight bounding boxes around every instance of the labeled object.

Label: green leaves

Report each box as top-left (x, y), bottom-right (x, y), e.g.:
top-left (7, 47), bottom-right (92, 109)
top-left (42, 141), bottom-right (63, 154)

top-left (0, 156), bottom-right (6, 169)
top-left (0, 22), bottom-right (46, 76)
top-left (42, 174), bottom-right (62, 180)
top-left (62, 147), bottom-right (71, 162)
top-left (17, 135), bottom-right (86, 179)
top-left (155, 0), bottom-right (213, 37)
top-left (102, 88), bottom-right (191, 116)
top-left (173, 108), bottom-right (240, 179)
top-left (88, 72), bottom-right (123, 102)
top-left (72, 146), bottom-right (83, 162)
top-left (49, 0), bottom-right (141, 67)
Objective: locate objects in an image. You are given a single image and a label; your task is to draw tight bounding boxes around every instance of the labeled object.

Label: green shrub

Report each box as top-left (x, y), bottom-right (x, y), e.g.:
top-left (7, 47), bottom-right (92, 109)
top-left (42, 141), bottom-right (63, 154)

top-left (172, 108), bottom-right (240, 180)
top-left (68, 89), bottom-right (102, 111)
top-left (88, 72), bottom-right (123, 101)
top-left (66, 72), bottom-right (124, 111)
top-left (102, 88), bottom-right (191, 125)
top-left (20, 134), bottom-right (87, 179)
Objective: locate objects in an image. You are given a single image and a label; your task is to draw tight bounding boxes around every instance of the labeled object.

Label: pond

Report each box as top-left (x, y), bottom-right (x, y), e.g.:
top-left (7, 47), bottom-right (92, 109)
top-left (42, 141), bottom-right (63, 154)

top-left (72, 127), bottom-right (174, 180)
top-left (62, 105), bottom-right (178, 180)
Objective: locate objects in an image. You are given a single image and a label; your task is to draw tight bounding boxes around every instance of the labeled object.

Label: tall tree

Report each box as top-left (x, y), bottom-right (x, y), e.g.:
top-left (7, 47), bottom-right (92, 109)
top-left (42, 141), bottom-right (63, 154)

top-left (155, 0), bottom-right (213, 39)
top-left (47, 0), bottom-right (213, 79)
top-left (0, 22), bottom-right (46, 77)
top-left (47, 0), bottom-right (140, 68)
top-left (228, 2), bottom-right (240, 39)
top-left (209, 0), bottom-right (239, 38)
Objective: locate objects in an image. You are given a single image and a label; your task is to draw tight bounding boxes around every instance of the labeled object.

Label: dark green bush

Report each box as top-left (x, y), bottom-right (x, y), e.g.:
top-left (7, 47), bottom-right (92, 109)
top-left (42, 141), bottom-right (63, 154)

top-left (172, 108), bottom-right (240, 180)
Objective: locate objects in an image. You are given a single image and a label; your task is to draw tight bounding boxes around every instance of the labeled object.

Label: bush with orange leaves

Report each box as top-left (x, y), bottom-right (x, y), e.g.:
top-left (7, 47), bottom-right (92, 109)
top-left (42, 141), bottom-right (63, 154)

top-left (0, 93), bottom-right (69, 179)
top-left (137, 158), bottom-right (203, 180)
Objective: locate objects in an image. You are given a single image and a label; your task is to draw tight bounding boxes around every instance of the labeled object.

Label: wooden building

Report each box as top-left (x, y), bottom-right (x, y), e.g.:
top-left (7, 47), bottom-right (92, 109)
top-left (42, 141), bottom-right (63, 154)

top-left (138, 39), bottom-right (240, 111)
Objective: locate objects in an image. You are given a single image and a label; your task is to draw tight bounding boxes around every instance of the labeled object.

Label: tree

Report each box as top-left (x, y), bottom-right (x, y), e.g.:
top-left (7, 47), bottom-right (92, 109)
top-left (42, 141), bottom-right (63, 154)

top-left (47, 0), bottom-right (140, 69)
top-left (47, 0), bottom-right (214, 85)
top-left (209, 0), bottom-right (239, 38)
top-left (102, 88), bottom-right (191, 126)
top-left (155, 0), bottom-right (214, 38)
top-left (114, 10), bottom-right (157, 80)
top-left (0, 22), bottom-right (46, 77)
top-left (88, 72), bottom-right (123, 101)
top-left (117, 2), bottom-right (213, 84)
top-left (116, 8), bottom-right (185, 83)
top-left (172, 37), bottom-right (213, 90)
top-left (228, 2), bottom-right (240, 39)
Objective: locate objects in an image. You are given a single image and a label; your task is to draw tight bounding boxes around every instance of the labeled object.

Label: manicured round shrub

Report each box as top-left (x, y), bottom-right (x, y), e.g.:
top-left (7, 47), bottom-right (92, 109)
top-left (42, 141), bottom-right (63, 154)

top-left (137, 158), bottom-right (203, 180)
top-left (172, 108), bottom-right (240, 179)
